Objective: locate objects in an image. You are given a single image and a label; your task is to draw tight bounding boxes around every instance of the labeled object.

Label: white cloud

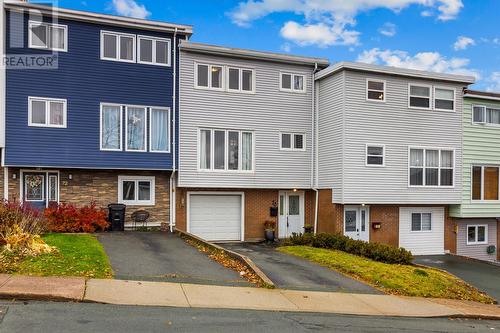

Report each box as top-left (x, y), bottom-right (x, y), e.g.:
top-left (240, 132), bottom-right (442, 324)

top-left (280, 43), bottom-right (292, 52)
top-left (111, 0), bottom-right (150, 19)
top-left (487, 72), bottom-right (500, 92)
top-left (228, 0), bottom-right (463, 47)
top-left (378, 22), bottom-right (396, 37)
top-left (357, 48), bottom-right (480, 79)
top-left (453, 36), bottom-right (475, 50)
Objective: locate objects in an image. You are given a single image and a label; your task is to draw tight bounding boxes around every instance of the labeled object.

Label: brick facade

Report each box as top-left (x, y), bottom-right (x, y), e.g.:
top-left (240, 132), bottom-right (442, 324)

top-left (176, 188), bottom-right (315, 241)
top-left (5, 168), bottom-right (170, 225)
top-left (316, 189), bottom-right (342, 234)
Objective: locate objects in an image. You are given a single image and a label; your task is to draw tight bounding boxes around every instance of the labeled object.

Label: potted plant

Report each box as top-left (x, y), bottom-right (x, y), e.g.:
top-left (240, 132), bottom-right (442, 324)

top-left (264, 220), bottom-right (276, 242)
top-left (303, 224), bottom-right (314, 234)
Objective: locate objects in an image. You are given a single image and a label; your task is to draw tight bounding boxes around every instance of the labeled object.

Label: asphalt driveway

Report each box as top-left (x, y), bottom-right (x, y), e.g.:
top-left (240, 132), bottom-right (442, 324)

top-left (221, 242), bottom-right (380, 294)
top-left (414, 255), bottom-right (500, 302)
top-left (97, 232), bottom-right (250, 286)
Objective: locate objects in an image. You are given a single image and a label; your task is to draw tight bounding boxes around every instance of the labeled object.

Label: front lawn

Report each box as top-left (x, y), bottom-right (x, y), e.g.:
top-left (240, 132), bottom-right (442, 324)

top-left (3, 233), bottom-right (112, 279)
top-left (279, 246), bottom-right (494, 304)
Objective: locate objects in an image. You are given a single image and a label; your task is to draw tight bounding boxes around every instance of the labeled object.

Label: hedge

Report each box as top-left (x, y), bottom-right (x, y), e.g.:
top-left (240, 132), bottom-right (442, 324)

top-left (281, 233), bottom-right (413, 265)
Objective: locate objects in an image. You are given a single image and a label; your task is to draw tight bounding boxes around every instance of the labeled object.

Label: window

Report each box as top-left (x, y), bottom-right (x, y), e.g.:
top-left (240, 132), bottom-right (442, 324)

top-left (138, 36), bottom-right (171, 66)
top-left (228, 67), bottom-right (254, 93)
top-left (473, 105), bottom-right (500, 125)
top-left (28, 97), bottom-right (66, 128)
top-left (126, 106), bottom-right (147, 151)
top-left (472, 166), bottom-right (499, 201)
top-left (280, 73), bottom-right (305, 93)
top-left (434, 87), bottom-right (455, 111)
top-left (101, 31), bottom-right (136, 62)
top-left (366, 79), bottom-right (385, 102)
top-left (409, 84), bottom-right (431, 109)
top-left (150, 108), bottom-right (170, 152)
top-left (280, 133), bottom-right (305, 151)
top-left (195, 64), bottom-right (224, 90)
top-left (411, 213), bottom-right (432, 231)
top-left (409, 148), bottom-right (454, 187)
top-left (28, 21), bottom-right (67, 51)
top-left (467, 225), bottom-right (488, 245)
top-left (366, 145), bottom-right (384, 166)
top-left (100, 104), bottom-right (122, 151)
top-left (199, 129), bottom-right (254, 171)
top-left (118, 176), bottom-right (155, 205)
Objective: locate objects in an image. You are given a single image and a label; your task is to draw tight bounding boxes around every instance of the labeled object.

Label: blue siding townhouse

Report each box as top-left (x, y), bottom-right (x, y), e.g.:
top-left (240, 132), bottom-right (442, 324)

top-left (0, 1), bottom-right (192, 227)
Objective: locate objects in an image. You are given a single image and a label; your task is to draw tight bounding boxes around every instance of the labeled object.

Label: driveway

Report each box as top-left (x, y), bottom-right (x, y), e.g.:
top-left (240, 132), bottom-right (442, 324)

top-left (97, 232), bottom-right (251, 286)
top-left (221, 242), bottom-right (380, 294)
top-left (414, 255), bottom-right (500, 302)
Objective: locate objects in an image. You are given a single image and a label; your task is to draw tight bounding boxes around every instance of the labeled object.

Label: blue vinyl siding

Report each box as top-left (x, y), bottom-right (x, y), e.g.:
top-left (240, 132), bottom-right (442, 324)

top-left (5, 11), bottom-right (179, 170)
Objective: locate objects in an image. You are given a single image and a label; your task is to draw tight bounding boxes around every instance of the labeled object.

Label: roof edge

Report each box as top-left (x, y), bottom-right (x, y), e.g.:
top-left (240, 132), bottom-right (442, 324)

top-left (4, 1), bottom-right (193, 35)
top-left (315, 61), bottom-right (476, 84)
top-left (179, 40), bottom-right (330, 67)
top-left (464, 89), bottom-right (500, 101)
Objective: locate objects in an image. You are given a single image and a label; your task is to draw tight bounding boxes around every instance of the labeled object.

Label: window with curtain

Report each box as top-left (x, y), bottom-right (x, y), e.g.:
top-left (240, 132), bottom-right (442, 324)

top-left (150, 108), bottom-right (170, 152)
top-left (199, 129), bottom-right (253, 171)
top-left (472, 166), bottom-right (499, 201)
top-left (29, 97), bottom-right (66, 128)
top-left (101, 104), bottom-right (121, 150)
top-left (126, 107), bottom-right (146, 151)
top-left (409, 148), bottom-right (454, 186)
top-left (118, 176), bottom-right (155, 205)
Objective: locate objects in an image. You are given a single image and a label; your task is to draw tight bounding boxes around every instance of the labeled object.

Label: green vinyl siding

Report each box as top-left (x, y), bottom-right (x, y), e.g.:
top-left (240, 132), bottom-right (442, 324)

top-left (450, 97), bottom-right (500, 218)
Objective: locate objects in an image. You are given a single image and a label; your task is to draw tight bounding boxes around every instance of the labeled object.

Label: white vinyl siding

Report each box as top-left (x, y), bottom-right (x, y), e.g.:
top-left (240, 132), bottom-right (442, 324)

top-left (28, 97), bottom-right (67, 128)
top-left (28, 21), bottom-right (67, 52)
top-left (118, 176), bottom-right (155, 205)
top-left (399, 207), bottom-right (445, 255)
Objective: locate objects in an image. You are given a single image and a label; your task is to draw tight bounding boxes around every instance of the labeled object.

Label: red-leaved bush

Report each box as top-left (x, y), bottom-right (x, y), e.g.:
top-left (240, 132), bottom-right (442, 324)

top-left (44, 201), bottom-right (109, 233)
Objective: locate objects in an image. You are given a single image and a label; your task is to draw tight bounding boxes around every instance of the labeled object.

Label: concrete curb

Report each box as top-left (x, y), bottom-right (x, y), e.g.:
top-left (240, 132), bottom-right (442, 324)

top-left (175, 230), bottom-right (275, 288)
top-left (0, 275), bottom-right (85, 302)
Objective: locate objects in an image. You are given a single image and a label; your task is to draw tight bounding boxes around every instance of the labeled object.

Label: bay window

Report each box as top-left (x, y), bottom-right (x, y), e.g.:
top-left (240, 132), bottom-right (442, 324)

top-left (472, 166), bottom-right (499, 201)
top-left (409, 148), bottom-right (454, 187)
top-left (199, 129), bottom-right (254, 171)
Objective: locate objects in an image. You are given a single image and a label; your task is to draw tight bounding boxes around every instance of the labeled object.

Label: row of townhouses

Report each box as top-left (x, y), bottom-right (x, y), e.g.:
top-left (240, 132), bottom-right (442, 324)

top-left (0, 1), bottom-right (499, 262)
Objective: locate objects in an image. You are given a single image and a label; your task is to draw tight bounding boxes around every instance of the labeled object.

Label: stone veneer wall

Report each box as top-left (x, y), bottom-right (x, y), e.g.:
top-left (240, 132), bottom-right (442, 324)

top-left (6, 168), bottom-right (170, 225)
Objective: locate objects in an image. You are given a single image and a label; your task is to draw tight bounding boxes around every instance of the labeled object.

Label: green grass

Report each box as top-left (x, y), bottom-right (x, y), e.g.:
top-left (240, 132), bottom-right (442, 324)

top-left (279, 246), bottom-right (494, 304)
top-left (15, 234), bottom-right (113, 279)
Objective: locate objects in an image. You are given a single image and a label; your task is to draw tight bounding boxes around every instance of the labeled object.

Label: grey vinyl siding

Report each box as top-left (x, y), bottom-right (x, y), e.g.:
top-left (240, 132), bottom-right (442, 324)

top-left (456, 220), bottom-right (497, 262)
top-left (318, 69), bottom-right (465, 204)
top-left (178, 51), bottom-right (314, 188)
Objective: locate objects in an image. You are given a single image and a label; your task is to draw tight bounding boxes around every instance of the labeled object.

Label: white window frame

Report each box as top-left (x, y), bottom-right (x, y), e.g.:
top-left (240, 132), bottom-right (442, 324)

top-left (227, 67), bottom-right (255, 94)
top-left (365, 144), bottom-right (385, 167)
top-left (408, 147), bottom-right (455, 188)
top-left (28, 21), bottom-right (68, 52)
top-left (197, 128), bottom-right (255, 172)
top-left (137, 35), bottom-right (171, 67)
top-left (410, 212), bottom-right (433, 232)
top-left (472, 105), bottom-right (500, 126)
top-left (100, 30), bottom-right (136, 63)
top-left (280, 132), bottom-right (306, 151)
top-left (28, 96), bottom-right (67, 128)
top-left (194, 62), bottom-right (225, 91)
top-left (408, 83), bottom-right (432, 110)
top-left (118, 175), bottom-right (155, 206)
top-left (99, 103), bottom-right (123, 152)
top-left (366, 79), bottom-right (386, 102)
top-left (280, 72), bottom-right (306, 93)
top-left (466, 224), bottom-right (488, 245)
top-left (149, 107), bottom-right (171, 153)
top-left (125, 105), bottom-right (148, 152)
top-left (470, 165), bottom-right (500, 202)
top-left (433, 86), bottom-right (456, 112)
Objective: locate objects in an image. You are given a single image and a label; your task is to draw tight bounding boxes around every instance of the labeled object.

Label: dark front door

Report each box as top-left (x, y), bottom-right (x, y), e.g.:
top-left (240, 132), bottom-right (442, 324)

top-left (23, 172), bottom-right (59, 210)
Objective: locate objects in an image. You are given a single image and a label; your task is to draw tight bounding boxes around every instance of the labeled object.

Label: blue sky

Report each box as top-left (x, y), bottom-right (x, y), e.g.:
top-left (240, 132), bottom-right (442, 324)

top-left (51, 0), bottom-right (499, 91)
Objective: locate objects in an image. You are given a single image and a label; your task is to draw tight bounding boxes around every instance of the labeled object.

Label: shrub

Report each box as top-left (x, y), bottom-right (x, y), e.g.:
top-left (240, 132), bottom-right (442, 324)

top-left (282, 233), bottom-right (413, 265)
top-left (45, 201), bottom-right (109, 233)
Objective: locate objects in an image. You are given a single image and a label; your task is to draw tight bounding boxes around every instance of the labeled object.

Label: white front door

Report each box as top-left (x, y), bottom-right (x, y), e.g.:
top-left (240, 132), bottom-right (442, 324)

top-left (344, 206), bottom-right (369, 242)
top-left (278, 191), bottom-right (305, 238)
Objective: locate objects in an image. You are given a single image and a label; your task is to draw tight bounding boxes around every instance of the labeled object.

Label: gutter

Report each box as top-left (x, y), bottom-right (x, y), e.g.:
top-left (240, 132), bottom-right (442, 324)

top-left (311, 63), bottom-right (320, 235)
top-left (169, 28), bottom-right (178, 233)
top-left (464, 93), bottom-right (500, 102)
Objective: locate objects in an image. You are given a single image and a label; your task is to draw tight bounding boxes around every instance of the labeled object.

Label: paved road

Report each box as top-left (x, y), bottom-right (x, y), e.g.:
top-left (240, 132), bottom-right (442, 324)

top-left (222, 242), bottom-right (379, 293)
top-left (97, 232), bottom-right (250, 286)
top-left (0, 301), bottom-right (498, 333)
top-left (414, 255), bottom-right (500, 302)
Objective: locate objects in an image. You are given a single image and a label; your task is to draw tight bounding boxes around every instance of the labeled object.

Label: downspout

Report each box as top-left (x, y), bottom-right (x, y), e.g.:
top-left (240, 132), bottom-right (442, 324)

top-left (311, 63), bottom-right (319, 234)
top-left (169, 27), bottom-right (178, 233)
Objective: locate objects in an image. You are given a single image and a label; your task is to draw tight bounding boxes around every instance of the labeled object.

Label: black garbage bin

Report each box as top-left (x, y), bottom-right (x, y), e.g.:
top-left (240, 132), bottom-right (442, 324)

top-left (108, 204), bottom-right (126, 231)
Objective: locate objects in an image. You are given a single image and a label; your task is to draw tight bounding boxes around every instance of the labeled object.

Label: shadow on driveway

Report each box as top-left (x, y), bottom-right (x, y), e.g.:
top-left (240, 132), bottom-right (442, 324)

top-left (97, 232), bottom-right (251, 287)
top-left (221, 242), bottom-right (380, 294)
top-left (414, 255), bottom-right (500, 302)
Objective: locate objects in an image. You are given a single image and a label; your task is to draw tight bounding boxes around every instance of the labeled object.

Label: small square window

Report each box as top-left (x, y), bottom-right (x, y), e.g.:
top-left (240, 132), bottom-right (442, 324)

top-left (409, 85), bottom-right (431, 109)
top-left (434, 88), bottom-right (455, 111)
top-left (29, 97), bottom-right (66, 128)
top-left (367, 80), bottom-right (385, 102)
top-left (119, 176), bottom-right (155, 205)
top-left (101, 31), bottom-right (135, 62)
top-left (473, 106), bottom-right (486, 124)
top-left (467, 225), bottom-right (488, 245)
top-left (411, 213), bottom-right (431, 231)
top-left (29, 21), bottom-right (67, 51)
top-left (366, 145), bottom-right (384, 166)
top-left (281, 133), bottom-right (304, 151)
top-left (281, 73), bottom-right (305, 92)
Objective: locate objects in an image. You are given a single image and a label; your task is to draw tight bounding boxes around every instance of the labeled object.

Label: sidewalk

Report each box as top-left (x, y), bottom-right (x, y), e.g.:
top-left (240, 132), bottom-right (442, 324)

top-left (0, 274), bottom-right (499, 319)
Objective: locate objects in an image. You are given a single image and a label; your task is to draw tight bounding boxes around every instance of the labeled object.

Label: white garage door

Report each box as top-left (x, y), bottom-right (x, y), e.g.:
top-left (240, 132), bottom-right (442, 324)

top-left (188, 194), bottom-right (243, 241)
top-left (399, 207), bottom-right (445, 255)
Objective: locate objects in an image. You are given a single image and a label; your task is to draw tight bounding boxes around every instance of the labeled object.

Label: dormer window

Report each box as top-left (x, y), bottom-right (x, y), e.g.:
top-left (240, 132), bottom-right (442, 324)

top-left (28, 21), bottom-right (67, 52)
